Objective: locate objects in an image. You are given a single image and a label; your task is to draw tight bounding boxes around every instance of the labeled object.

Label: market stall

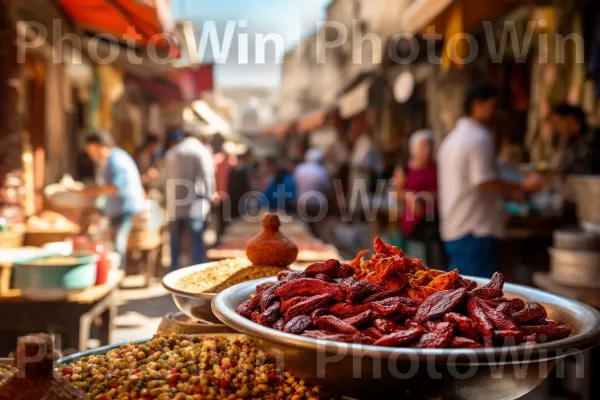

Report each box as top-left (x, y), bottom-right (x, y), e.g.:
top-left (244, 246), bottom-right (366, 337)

top-left (0, 214), bottom-right (599, 400)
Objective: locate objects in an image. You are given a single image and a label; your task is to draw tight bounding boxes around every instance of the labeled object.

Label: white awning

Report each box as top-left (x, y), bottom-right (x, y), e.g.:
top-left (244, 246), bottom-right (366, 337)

top-left (402, 0), bottom-right (455, 34)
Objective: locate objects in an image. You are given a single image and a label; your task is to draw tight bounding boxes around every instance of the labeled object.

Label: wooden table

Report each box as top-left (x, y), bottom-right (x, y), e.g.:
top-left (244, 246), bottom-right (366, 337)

top-left (0, 270), bottom-right (124, 356)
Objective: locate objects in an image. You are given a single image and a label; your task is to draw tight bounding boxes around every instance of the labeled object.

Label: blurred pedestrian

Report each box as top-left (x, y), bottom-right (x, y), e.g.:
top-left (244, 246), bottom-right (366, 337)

top-left (227, 149), bottom-right (254, 219)
top-left (393, 130), bottom-right (440, 267)
top-left (294, 148), bottom-right (332, 217)
top-left (135, 133), bottom-right (161, 175)
top-left (438, 84), bottom-right (541, 278)
top-left (164, 131), bottom-right (216, 270)
top-left (549, 103), bottom-right (600, 175)
top-left (261, 156), bottom-right (296, 211)
top-left (82, 131), bottom-right (145, 270)
top-left (213, 141), bottom-right (241, 233)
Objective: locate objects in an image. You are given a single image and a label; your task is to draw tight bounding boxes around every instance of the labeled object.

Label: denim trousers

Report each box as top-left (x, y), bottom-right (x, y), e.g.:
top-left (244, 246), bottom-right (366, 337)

top-left (110, 214), bottom-right (135, 271)
top-left (444, 234), bottom-right (500, 278)
top-left (169, 218), bottom-right (206, 271)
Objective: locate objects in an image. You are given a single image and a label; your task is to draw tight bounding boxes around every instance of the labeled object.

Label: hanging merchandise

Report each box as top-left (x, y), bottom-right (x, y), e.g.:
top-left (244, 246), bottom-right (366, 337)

top-left (567, 14), bottom-right (585, 105)
top-left (96, 65), bottom-right (124, 130)
top-left (393, 71), bottom-right (415, 103)
top-left (442, 0), bottom-right (467, 71)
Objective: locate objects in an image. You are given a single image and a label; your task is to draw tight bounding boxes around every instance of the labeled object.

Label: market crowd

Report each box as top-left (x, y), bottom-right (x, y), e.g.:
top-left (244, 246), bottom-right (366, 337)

top-left (79, 83), bottom-right (600, 278)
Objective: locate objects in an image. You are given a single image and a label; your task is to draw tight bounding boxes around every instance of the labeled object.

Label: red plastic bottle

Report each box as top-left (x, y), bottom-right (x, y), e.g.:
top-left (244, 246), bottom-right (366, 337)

top-left (95, 244), bottom-right (110, 286)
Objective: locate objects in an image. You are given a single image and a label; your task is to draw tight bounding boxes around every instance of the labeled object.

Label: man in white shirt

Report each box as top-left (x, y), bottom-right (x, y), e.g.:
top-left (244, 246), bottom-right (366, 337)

top-left (438, 84), bottom-right (540, 277)
top-left (164, 131), bottom-right (216, 270)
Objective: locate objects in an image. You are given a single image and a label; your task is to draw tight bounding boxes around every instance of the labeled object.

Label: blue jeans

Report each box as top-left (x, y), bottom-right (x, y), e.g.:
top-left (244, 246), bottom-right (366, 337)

top-left (444, 234), bottom-right (500, 278)
top-left (169, 218), bottom-right (206, 270)
top-left (110, 214), bottom-right (135, 271)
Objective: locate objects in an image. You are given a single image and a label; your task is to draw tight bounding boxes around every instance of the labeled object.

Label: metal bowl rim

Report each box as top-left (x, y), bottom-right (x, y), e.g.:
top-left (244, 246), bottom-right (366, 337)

top-left (212, 276), bottom-right (600, 363)
top-left (162, 260), bottom-right (252, 298)
top-left (56, 334), bottom-right (247, 365)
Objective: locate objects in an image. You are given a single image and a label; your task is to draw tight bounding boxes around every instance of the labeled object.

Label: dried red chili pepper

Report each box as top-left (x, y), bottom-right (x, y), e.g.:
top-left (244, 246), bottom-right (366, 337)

top-left (520, 324), bottom-right (572, 341)
top-left (454, 277), bottom-right (478, 291)
top-left (373, 237), bottom-right (404, 256)
top-left (327, 303), bottom-right (372, 319)
top-left (259, 301), bottom-right (282, 326)
top-left (496, 302), bottom-right (513, 316)
top-left (337, 264), bottom-right (356, 278)
top-left (301, 330), bottom-right (329, 339)
top-left (250, 311), bottom-right (261, 324)
top-left (360, 335), bottom-right (376, 345)
top-left (313, 273), bottom-right (336, 283)
top-left (467, 296), bottom-right (494, 347)
top-left (362, 327), bottom-right (384, 340)
top-left (406, 288), bottom-right (428, 303)
top-left (470, 288), bottom-right (504, 300)
top-left (305, 259), bottom-right (341, 277)
top-left (443, 312), bottom-right (480, 340)
top-left (362, 289), bottom-right (401, 303)
top-left (487, 272), bottom-right (505, 290)
top-left (373, 318), bottom-right (402, 335)
top-left (272, 318), bottom-right (285, 331)
top-left (275, 278), bottom-right (345, 301)
top-left (343, 310), bottom-right (375, 327)
top-left (372, 255), bottom-right (406, 282)
top-left (382, 273), bottom-right (409, 291)
top-left (451, 336), bottom-right (484, 349)
top-left (283, 315), bottom-right (313, 334)
top-left (236, 299), bottom-right (255, 319)
top-left (523, 334), bottom-right (538, 345)
top-left (478, 299), bottom-right (520, 331)
top-left (374, 327), bottom-right (424, 347)
top-left (256, 282), bottom-right (275, 294)
top-left (346, 280), bottom-right (382, 304)
top-left (413, 322), bottom-right (454, 348)
top-left (310, 308), bottom-right (328, 321)
top-left (512, 302), bottom-right (548, 325)
top-left (413, 288), bottom-right (468, 323)
top-left (428, 269), bottom-right (459, 291)
top-left (284, 293), bottom-right (334, 321)
top-left (315, 316), bottom-right (360, 334)
top-left (348, 249), bottom-right (369, 270)
top-left (259, 282), bottom-right (285, 312)
top-left (371, 297), bottom-right (418, 318)
top-left (280, 296), bottom-right (309, 314)
top-left (493, 330), bottom-right (524, 345)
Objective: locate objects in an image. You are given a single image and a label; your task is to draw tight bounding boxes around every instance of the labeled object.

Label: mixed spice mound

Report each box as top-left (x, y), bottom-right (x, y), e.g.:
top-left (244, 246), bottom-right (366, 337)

top-left (237, 238), bottom-right (572, 348)
top-left (57, 334), bottom-right (343, 400)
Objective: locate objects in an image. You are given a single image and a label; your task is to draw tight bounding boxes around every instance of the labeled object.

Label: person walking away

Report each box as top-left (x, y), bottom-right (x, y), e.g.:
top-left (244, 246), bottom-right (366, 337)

top-left (348, 113), bottom-right (383, 219)
top-left (438, 84), bottom-right (541, 278)
top-left (227, 149), bottom-right (255, 219)
top-left (82, 132), bottom-right (145, 270)
top-left (212, 141), bottom-right (241, 234)
top-left (135, 133), bottom-right (161, 175)
top-left (164, 131), bottom-right (216, 270)
top-left (393, 130), bottom-right (441, 267)
top-left (294, 148), bottom-right (333, 233)
top-left (261, 156), bottom-right (297, 211)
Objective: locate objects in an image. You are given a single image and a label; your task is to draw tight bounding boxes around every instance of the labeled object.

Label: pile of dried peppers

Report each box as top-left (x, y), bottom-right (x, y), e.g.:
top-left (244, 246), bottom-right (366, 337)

top-left (237, 238), bottom-right (572, 348)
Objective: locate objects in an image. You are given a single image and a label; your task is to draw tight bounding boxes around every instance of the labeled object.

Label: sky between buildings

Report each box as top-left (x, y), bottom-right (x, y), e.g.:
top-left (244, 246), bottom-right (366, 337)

top-left (170, 0), bottom-right (332, 87)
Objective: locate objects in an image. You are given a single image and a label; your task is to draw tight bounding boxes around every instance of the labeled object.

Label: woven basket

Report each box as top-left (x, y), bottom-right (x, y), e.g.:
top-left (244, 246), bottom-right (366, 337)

top-left (24, 230), bottom-right (78, 247)
top-left (0, 231), bottom-right (24, 248)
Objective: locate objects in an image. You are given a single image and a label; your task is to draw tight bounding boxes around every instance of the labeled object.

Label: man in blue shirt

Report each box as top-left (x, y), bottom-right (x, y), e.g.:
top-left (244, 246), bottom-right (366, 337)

top-left (82, 132), bottom-right (145, 270)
